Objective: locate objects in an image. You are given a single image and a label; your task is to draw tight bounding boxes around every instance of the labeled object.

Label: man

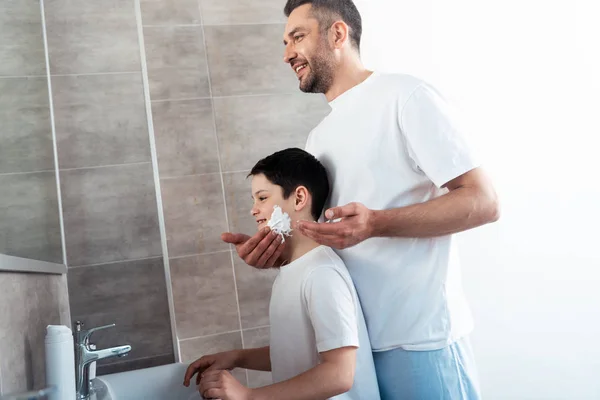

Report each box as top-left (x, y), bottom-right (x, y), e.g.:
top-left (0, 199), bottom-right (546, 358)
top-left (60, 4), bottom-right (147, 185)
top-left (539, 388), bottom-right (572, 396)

top-left (222, 0), bottom-right (500, 398)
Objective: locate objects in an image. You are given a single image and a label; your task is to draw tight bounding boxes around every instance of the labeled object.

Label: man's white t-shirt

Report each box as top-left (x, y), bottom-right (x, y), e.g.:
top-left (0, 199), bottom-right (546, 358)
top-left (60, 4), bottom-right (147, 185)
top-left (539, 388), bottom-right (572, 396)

top-left (269, 245), bottom-right (380, 399)
top-left (305, 72), bottom-right (479, 352)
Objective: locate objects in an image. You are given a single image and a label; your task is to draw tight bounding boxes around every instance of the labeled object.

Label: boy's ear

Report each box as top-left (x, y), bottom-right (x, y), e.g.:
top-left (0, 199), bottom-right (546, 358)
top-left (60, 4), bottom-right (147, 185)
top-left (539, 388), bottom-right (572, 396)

top-left (294, 186), bottom-right (310, 212)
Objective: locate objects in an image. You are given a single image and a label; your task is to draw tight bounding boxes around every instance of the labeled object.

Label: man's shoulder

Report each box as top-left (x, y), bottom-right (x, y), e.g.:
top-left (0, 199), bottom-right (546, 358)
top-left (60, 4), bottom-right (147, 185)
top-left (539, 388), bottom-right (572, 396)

top-left (370, 71), bottom-right (425, 93)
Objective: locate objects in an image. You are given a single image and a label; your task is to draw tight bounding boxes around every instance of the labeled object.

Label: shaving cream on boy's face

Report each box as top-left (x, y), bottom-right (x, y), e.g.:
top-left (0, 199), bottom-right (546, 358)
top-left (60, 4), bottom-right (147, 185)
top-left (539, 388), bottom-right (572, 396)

top-left (267, 205), bottom-right (293, 241)
top-left (250, 174), bottom-right (296, 240)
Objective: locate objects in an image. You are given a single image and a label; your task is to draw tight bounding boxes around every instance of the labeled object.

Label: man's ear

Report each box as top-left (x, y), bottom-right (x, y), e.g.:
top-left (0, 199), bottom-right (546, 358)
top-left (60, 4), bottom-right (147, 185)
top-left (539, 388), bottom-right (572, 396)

top-left (329, 20), bottom-right (349, 49)
top-left (294, 186), bottom-right (310, 212)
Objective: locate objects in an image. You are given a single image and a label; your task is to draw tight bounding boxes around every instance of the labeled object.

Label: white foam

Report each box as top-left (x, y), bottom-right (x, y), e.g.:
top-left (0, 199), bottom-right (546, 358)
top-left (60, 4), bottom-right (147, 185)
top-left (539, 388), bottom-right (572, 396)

top-left (267, 205), bottom-right (292, 242)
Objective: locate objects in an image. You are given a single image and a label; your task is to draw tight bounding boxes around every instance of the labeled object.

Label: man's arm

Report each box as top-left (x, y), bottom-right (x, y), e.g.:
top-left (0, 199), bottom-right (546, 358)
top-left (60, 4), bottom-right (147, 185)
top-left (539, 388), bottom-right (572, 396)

top-left (297, 168), bottom-right (499, 249)
top-left (199, 347), bottom-right (356, 400)
top-left (371, 167), bottom-right (500, 238)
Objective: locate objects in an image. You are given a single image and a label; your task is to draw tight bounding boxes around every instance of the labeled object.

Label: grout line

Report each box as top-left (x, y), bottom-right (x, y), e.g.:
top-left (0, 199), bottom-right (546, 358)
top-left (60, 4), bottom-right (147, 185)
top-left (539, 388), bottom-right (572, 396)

top-left (169, 249), bottom-right (231, 260)
top-left (59, 161), bottom-right (151, 172)
top-left (51, 71), bottom-right (140, 77)
top-left (151, 96), bottom-right (211, 103)
top-left (68, 255), bottom-right (163, 270)
top-left (0, 169), bottom-right (55, 177)
top-left (222, 169), bottom-right (251, 175)
top-left (202, 22), bottom-right (286, 28)
top-left (150, 92), bottom-right (300, 103)
top-left (179, 329), bottom-right (242, 343)
top-left (212, 92), bottom-right (299, 99)
top-left (160, 171), bottom-right (221, 180)
top-left (196, 0), bottom-right (247, 361)
top-left (142, 22), bottom-right (285, 28)
top-left (143, 23), bottom-right (201, 28)
top-left (178, 325), bottom-right (269, 344)
top-left (0, 74), bottom-right (47, 79)
top-left (134, 0), bottom-right (181, 363)
top-left (242, 325), bottom-right (270, 332)
top-left (40, 0), bottom-right (68, 268)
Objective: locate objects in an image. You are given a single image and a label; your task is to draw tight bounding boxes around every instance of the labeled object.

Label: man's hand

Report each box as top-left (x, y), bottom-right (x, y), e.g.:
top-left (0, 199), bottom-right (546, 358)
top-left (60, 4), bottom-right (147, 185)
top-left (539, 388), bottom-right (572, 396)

top-left (199, 370), bottom-right (252, 400)
top-left (222, 227), bottom-right (286, 269)
top-left (183, 350), bottom-right (240, 387)
top-left (297, 202), bottom-right (375, 249)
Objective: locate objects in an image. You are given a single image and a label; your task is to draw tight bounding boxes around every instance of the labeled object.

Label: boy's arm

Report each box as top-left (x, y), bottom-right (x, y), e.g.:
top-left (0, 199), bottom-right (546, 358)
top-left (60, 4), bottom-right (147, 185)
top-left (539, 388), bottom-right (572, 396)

top-left (247, 265), bottom-right (361, 398)
top-left (252, 346), bottom-right (356, 399)
top-left (200, 266), bottom-right (362, 400)
top-left (237, 346), bottom-right (271, 371)
top-left (183, 347), bottom-right (271, 387)
top-left (199, 347), bottom-right (356, 400)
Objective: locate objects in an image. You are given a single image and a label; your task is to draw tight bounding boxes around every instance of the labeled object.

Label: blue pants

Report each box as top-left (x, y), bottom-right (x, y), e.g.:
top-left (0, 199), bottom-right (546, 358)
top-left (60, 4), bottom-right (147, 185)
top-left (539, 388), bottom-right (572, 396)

top-left (373, 337), bottom-right (481, 400)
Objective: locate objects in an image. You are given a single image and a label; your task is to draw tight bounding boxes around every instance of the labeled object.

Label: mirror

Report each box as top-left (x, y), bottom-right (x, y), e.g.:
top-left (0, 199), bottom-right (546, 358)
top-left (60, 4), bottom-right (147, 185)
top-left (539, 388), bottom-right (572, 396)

top-left (0, 0), bottom-right (64, 271)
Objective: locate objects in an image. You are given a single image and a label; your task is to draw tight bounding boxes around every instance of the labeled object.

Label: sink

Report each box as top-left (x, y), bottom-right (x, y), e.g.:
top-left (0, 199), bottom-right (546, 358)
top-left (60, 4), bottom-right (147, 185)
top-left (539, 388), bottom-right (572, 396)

top-left (92, 363), bottom-right (203, 400)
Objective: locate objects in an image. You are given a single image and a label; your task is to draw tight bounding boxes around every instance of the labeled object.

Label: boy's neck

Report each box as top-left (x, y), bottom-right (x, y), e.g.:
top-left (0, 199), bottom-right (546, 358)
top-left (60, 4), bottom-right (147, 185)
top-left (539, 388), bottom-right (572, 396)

top-left (282, 229), bottom-right (321, 264)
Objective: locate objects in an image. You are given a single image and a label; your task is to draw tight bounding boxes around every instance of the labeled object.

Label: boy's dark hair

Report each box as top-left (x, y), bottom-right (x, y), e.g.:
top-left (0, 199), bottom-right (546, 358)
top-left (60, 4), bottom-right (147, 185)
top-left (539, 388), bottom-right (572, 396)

top-left (284, 0), bottom-right (362, 51)
top-left (249, 148), bottom-right (329, 221)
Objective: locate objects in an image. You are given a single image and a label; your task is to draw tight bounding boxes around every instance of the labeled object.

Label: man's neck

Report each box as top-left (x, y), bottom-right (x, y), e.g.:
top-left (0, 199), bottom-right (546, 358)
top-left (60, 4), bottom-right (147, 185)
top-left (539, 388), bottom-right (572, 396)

top-left (325, 56), bottom-right (373, 102)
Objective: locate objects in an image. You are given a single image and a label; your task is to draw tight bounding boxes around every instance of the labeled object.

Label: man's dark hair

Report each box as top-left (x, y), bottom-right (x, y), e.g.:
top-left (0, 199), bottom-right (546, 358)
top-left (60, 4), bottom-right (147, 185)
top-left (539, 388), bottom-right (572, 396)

top-left (249, 148), bottom-right (329, 221)
top-left (284, 0), bottom-right (362, 50)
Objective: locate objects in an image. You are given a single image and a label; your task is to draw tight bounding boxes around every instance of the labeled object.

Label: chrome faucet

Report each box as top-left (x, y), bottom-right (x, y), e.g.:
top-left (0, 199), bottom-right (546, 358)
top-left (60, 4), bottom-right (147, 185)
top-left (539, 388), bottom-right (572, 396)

top-left (74, 321), bottom-right (131, 400)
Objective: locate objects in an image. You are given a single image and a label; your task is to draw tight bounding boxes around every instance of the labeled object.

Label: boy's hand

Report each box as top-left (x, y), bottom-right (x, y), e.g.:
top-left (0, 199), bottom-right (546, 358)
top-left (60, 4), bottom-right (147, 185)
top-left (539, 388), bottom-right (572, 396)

top-left (199, 370), bottom-right (252, 400)
top-left (221, 227), bottom-right (286, 269)
top-left (297, 202), bottom-right (375, 249)
top-left (183, 350), bottom-right (240, 387)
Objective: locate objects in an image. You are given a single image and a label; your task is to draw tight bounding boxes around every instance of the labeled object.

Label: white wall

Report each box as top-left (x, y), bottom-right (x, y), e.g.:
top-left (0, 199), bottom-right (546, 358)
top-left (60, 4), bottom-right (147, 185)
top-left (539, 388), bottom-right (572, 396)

top-left (355, 0), bottom-right (600, 398)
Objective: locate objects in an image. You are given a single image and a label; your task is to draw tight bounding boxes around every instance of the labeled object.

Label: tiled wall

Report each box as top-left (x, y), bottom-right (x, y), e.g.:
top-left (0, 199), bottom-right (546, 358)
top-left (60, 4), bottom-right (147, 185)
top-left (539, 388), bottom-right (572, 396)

top-left (1, 0), bottom-right (330, 385)
top-left (0, 2), bottom-right (71, 395)
top-left (0, 1), bottom-right (62, 264)
top-left (42, 0), bottom-right (174, 374)
top-left (140, 0), bottom-right (329, 387)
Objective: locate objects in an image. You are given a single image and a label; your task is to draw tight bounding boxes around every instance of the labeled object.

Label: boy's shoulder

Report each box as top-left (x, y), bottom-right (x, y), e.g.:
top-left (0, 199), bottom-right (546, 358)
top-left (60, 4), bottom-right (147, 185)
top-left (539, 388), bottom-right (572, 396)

top-left (298, 246), bottom-right (347, 272)
top-left (298, 246), bottom-right (354, 287)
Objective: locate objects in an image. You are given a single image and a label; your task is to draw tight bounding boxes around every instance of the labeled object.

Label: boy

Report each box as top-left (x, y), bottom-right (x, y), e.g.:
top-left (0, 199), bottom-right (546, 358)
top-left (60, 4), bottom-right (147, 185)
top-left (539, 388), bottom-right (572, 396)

top-left (183, 148), bottom-right (380, 400)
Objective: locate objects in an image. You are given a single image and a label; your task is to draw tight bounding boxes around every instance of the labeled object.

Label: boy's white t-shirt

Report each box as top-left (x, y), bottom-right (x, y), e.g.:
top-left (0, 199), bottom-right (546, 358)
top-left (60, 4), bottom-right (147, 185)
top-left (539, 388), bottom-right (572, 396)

top-left (269, 245), bottom-right (380, 400)
top-left (305, 72), bottom-right (479, 351)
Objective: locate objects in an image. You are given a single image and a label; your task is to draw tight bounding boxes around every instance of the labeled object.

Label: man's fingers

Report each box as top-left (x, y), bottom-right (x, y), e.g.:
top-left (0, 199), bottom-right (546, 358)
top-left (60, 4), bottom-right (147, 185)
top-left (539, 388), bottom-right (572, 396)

top-left (298, 220), bottom-right (348, 236)
top-left (325, 203), bottom-right (358, 220)
top-left (237, 228), bottom-right (269, 258)
top-left (265, 240), bottom-right (286, 267)
top-left (298, 225), bottom-right (340, 247)
top-left (256, 235), bottom-right (284, 267)
top-left (221, 232), bottom-right (251, 245)
top-left (243, 230), bottom-right (278, 266)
